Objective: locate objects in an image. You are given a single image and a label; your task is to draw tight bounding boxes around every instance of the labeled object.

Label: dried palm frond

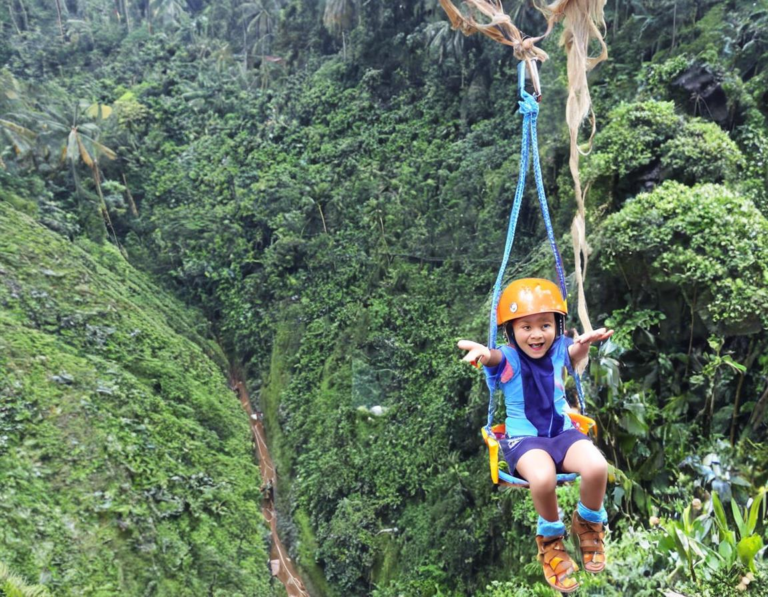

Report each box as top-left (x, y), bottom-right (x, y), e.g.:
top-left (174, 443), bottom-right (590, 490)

top-left (539, 0), bottom-right (608, 337)
top-left (438, 0), bottom-right (549, 62)
top-left (539, 0), bottom-right (607, 154)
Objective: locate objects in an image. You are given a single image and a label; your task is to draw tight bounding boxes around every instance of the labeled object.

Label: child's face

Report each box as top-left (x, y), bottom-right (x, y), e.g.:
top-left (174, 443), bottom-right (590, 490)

top-left (511, 312), bottom-right (556, 359)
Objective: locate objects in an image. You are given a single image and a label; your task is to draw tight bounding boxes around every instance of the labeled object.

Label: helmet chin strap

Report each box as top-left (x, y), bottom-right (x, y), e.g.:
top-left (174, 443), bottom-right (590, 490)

top-left (503, 323), bottom-right (513, 345)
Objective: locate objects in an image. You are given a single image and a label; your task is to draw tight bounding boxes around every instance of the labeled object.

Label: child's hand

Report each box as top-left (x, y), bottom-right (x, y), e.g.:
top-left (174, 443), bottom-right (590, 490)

top-left (457, 340), bottom-right (492, 368)
top-left (572, 328), bottom-right (614, 346)
top-left (568, 328), bottom-right (614, 367)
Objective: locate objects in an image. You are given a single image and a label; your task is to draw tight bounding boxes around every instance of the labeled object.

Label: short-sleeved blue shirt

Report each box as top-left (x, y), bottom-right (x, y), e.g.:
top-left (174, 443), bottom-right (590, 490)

top-left (483, 335), bottom-right (574, 438)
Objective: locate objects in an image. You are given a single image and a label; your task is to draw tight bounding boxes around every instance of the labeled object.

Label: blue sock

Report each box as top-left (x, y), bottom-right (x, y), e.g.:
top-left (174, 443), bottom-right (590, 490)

top-left (577, 501), bottom-right (607, 524)
top-left (537, 515), bottom-right (566, 537)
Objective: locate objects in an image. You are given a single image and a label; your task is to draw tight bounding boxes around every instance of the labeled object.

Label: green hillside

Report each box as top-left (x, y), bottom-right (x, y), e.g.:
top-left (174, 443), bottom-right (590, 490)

top-left (0, 201), bottom-right (274, 596)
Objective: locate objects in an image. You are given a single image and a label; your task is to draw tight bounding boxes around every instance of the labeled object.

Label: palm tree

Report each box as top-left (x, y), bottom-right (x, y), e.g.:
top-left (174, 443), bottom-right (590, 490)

top-left (0, 72), bottom-right (37, 167)
top-left (149, 0), bottom-right (188, 30)
top-left (0, 117), bottom-right (36, 162)
top-left (61, 103), bottom-right (120, 243)
top-left (29, 100), bottom-right (120, 243)
top-left (424, 20), bottom-right (466, 65)
top-left (323, 0), bottom-right (355, 37)
top-left (239, 0), bottom-right (281, 60)
top-left (1, 77), bottom-right (123, 243)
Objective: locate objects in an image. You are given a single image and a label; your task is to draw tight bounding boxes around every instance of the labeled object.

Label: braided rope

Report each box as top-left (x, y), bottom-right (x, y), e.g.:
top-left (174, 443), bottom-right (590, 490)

top-left (439, 0), bottom-right (609, 341)
top-left (485, 62), bottom-right (532, 431)
top-left (530, 108), bottom-right (567, 303)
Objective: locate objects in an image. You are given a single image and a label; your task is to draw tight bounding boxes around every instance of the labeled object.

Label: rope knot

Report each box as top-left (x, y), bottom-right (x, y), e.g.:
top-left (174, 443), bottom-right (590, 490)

top-left (518, 92), bottom-right (539, 116)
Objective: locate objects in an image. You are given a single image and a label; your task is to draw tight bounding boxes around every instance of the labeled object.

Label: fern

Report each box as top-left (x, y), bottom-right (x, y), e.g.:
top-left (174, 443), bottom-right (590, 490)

top-left (0, 562), bottom-right (51, 597)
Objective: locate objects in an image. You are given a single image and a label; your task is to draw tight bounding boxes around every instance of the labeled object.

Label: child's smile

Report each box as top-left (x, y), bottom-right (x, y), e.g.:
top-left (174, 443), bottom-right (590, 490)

top-left (511, 312), bottom-right (556, 359)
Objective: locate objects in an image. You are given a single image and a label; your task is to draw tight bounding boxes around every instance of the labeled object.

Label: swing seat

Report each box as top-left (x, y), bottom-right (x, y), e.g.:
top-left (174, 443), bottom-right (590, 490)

top-left (482, 413), bottom-right (597, 488)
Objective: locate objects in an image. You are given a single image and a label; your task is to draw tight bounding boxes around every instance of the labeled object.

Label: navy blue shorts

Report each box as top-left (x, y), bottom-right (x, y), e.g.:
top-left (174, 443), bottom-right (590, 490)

top-left (500, 428), bottom-right (591, 478)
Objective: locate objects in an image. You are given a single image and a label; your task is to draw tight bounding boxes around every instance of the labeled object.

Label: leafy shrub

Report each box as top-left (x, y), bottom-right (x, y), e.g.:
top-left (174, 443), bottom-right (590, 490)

top-left (661, 120), bottom-right (744, 185)
top-left (584, 100), bottom-right (680, 180)
top-left (597, 181), bottom-right (768, 335)
top-left (658, 489), bottom-right (767, 594)
top-left (583, 100), bottom-right (746, 202)
top-left (643, 55), bottom-right (691, 93)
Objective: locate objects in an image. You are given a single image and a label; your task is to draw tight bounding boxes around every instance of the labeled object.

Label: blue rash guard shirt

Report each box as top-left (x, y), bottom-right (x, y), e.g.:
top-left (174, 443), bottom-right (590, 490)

top-left (483, 335), bottom-right (574, 438)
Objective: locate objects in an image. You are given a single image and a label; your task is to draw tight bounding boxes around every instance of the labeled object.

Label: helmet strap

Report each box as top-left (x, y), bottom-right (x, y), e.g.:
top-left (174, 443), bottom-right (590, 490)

top-left (503, 322), bottom-right (515, 345)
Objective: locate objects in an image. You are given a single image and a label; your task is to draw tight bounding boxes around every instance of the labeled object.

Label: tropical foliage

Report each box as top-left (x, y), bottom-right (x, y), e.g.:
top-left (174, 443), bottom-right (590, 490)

top-left (1, 0), bottom-right (768, 595)
top-left (0, 204), bottom-right (274, 594)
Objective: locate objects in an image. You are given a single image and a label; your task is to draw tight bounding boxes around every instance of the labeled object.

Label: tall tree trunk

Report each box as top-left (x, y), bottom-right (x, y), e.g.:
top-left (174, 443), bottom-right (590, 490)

top-left (92, 164), bottom-right (120, 248)
top-left (123, 0), bottom-right (131, 31)
top-left (53, 0), bottom-right (65, 38)
top-left (15, 0), bottom-right (30, 31)
top-left (243, 20), bottom-right (248, 72)
top-left (671, 1), bottom-right (677, 50)
top-left (750, 384), bottom-right (768, 432)
top-left (7, 1), bottom-right (22, 35)
top-left (684, 284), bottom-right (697, 378)
top-left (122, 173), bottom-right (138, 216)
top-left (730, 337), bottom-right (757, 445)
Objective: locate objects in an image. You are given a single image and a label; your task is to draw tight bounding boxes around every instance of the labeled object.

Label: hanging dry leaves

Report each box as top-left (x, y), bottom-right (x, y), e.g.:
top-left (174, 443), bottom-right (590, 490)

top-left (437, 0), bottom-right (549, 62)
top-left (438, 0), bottom-right (609, 337)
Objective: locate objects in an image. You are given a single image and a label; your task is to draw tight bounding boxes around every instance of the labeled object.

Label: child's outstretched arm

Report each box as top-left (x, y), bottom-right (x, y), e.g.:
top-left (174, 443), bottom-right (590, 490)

top-left (457, 340), bottom-right (503, 368)
top-left (568, 327), bottom-right (614, 368)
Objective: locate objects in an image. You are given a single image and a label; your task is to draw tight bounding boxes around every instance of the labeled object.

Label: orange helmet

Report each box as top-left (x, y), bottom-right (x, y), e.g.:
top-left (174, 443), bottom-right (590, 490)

top-left (496, 278), bottom-right (567, 325)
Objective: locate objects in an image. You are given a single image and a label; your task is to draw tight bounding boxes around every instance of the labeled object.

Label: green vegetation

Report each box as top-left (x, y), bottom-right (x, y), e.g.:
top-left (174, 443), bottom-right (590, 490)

top-left (0, 203), bottom-right (274, 595)
top-left (2, 0), bottom-right (768, 595)
top-left (0, 560), bottom-right (50, 597)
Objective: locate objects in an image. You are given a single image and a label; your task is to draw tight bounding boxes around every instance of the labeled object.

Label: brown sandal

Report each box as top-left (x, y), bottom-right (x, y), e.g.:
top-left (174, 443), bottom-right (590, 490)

top-left (536, 535), bottom-right (580, 594)
top-left (571, 511), bottom-right (606, 573)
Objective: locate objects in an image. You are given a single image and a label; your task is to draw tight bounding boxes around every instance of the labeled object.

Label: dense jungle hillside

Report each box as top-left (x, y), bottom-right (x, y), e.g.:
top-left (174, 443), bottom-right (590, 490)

top-left (0, 203), bottom-right (274, 594)
top-left (2, 0), bottom-right (768, 595)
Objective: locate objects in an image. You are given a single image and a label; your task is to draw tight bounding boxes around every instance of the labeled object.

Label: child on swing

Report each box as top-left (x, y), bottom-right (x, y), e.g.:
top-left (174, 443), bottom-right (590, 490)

top-left (458, 278), bottom-right (612, 594)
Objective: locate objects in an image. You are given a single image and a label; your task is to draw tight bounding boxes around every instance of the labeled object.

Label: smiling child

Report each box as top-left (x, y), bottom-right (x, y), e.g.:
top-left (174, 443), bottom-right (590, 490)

top-left (458, 278), bottom-right (613, 594)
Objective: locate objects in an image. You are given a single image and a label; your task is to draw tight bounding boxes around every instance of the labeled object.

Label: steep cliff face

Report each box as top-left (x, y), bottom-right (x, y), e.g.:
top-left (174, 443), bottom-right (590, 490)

top-left (0, 201), bottom-right (275, 596)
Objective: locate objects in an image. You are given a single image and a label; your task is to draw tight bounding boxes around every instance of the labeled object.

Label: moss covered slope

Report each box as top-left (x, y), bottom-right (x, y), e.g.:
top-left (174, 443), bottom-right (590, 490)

top-left (0, 201), bottom-right (275, 596)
